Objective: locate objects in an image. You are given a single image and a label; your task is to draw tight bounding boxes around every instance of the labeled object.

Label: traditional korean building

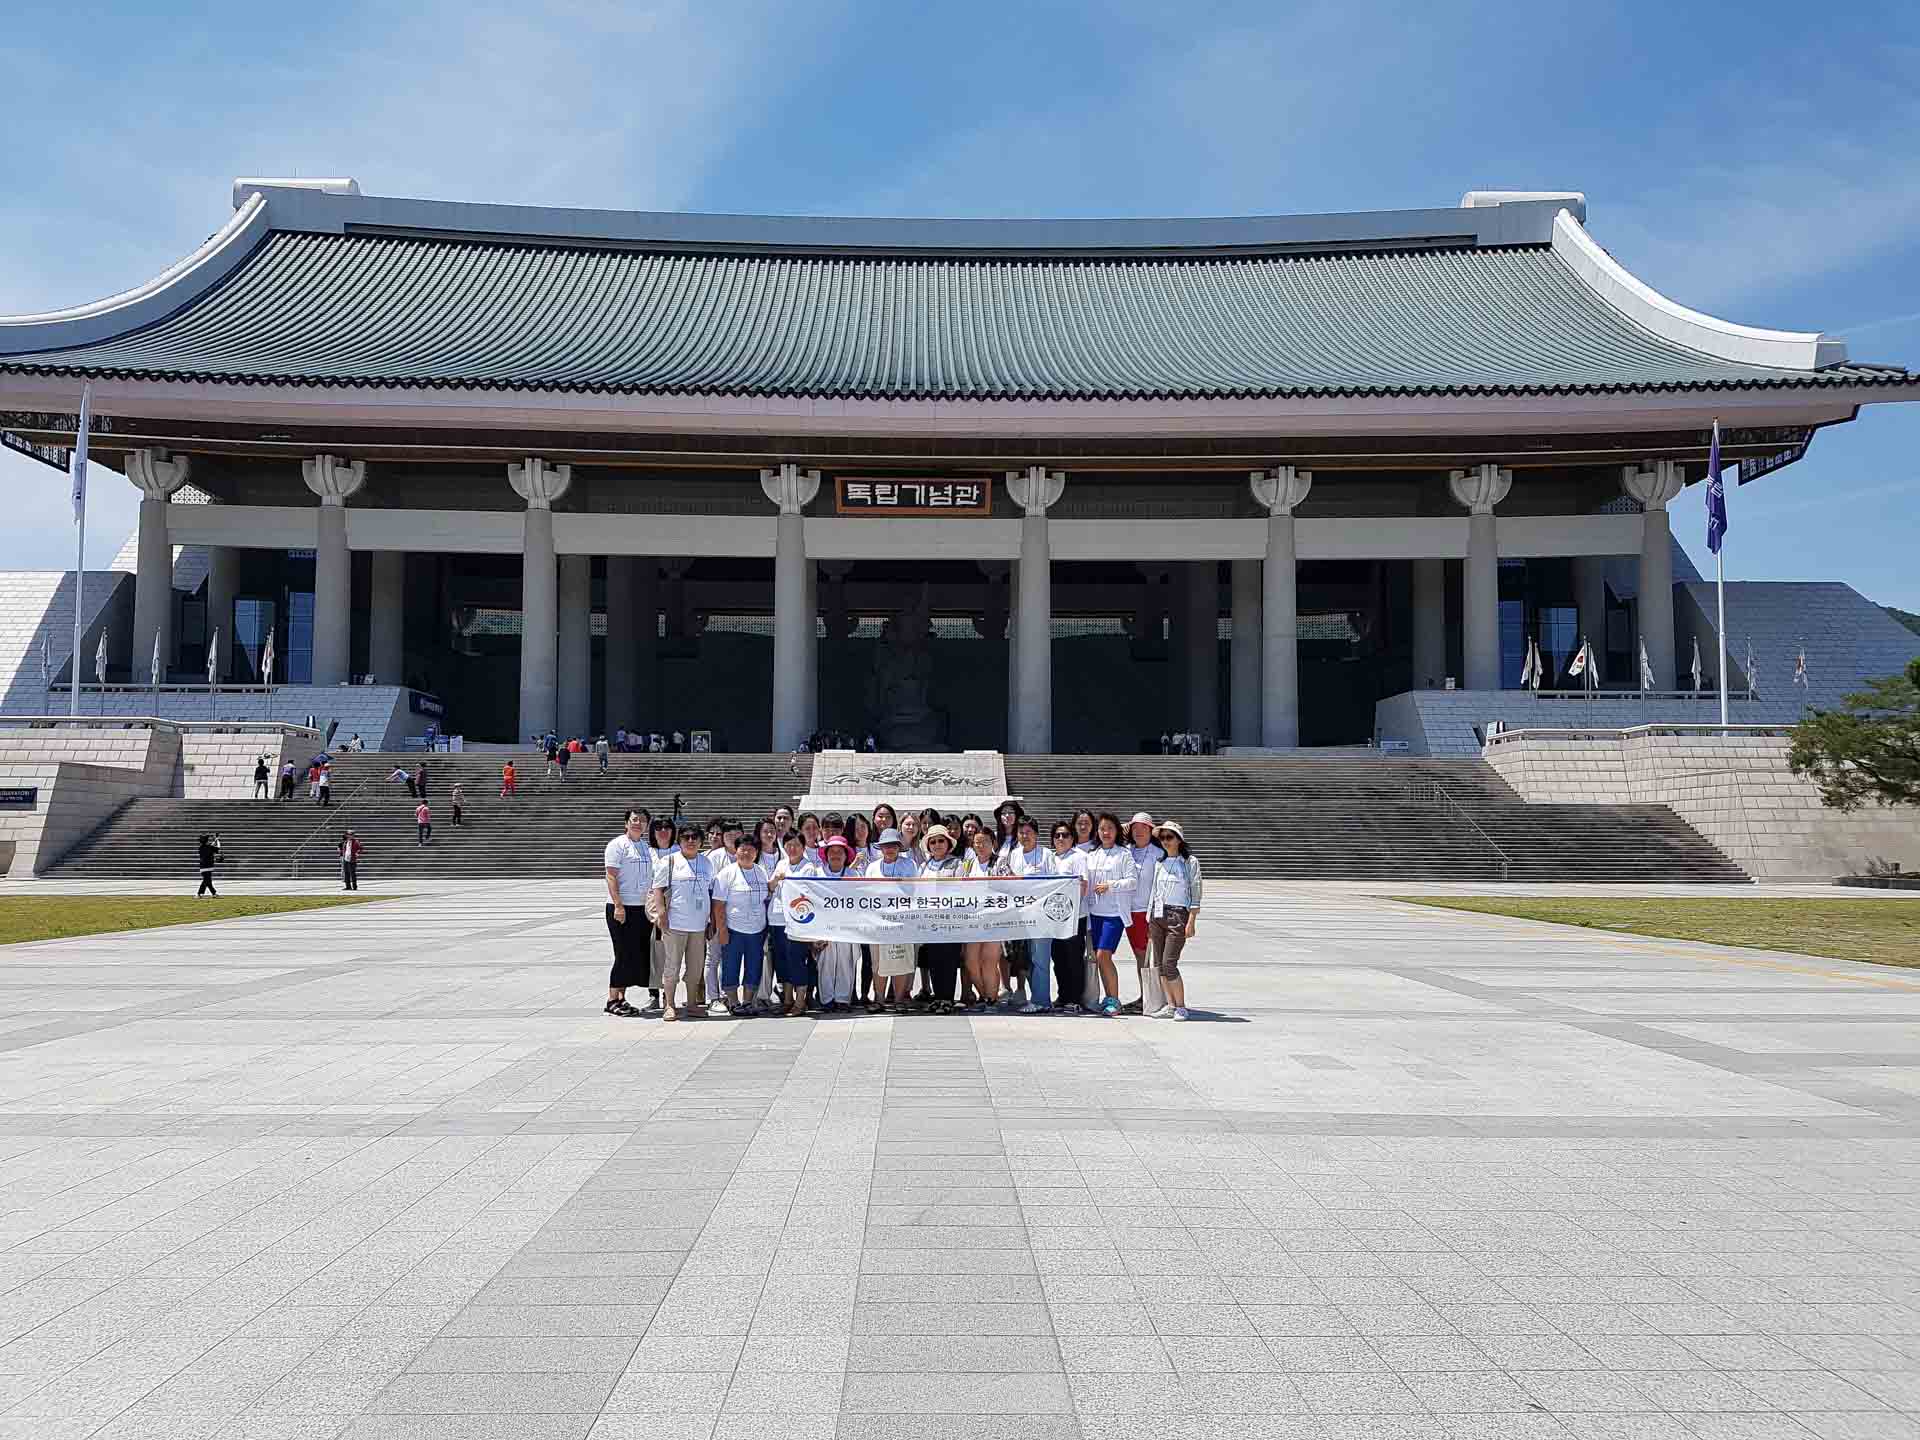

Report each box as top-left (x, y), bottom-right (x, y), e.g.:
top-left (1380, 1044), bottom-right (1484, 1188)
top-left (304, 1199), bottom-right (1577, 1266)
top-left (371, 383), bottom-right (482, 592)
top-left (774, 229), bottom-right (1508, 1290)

top-left (2, 179), bottom-right (1916, 752)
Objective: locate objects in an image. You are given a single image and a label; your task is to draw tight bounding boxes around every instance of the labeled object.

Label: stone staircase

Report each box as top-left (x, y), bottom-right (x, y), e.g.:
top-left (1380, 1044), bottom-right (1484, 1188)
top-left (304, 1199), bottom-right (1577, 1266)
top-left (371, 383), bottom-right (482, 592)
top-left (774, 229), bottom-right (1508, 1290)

top-left (47, 751), bottom-right (816, 882)
top-left (46, 750), bottom-right (1747, 884)
top-left (1002, 755), bottom-right (1748, 882)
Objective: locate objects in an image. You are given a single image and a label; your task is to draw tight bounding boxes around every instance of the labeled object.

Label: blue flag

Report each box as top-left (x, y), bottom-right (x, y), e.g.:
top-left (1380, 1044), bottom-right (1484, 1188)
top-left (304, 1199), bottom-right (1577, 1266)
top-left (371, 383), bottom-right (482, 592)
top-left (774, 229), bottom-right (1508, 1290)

top-left (1705, 421), bottom-right (1728, 555)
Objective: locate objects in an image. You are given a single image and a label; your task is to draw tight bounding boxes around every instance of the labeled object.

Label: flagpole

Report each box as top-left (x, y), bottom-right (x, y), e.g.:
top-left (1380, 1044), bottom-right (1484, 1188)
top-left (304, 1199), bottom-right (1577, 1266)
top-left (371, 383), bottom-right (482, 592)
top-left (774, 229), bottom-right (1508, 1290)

top-left (68, 384), bottom-right (91, 718)
top-left (1715, 550), bottom-right (1728, 726)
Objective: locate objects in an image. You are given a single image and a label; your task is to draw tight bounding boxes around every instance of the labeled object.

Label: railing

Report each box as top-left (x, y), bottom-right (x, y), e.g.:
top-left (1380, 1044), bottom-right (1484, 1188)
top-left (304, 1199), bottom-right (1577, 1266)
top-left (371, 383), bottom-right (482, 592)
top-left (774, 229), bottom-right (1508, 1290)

top-left (1484, 723), bottom-right (1796, 748)
top-left (0, 715), bottom-right (322, 738)
top-left (1519, 688), bottom-right (1760, 702)
top-left (283, 779), bottom-right (378, 879)
top-left (1405, 780), bottom-right (1512, 880)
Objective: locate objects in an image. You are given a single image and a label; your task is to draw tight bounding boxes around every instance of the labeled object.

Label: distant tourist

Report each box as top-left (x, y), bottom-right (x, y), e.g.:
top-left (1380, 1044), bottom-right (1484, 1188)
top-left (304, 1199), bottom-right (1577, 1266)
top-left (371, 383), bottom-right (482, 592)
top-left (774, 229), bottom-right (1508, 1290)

top-left (415, 799), bottom-right (431, 846)
top-left (339, 829), bottom-right (363, 891)
top-left (554, 743), bottom-right (570, 782)
top-left (602, 809), bottom-right (651, 1018)
top-left (279, 760), bottom-right (296, 801)
top-left (196, 832), bottom-right (222, 897)
top-left (864, 732), bottom-right (877, 753)
top-left (451, 783), bottom-right (465, 827)
top-left (500, 760), bottom-right (517, 799)
top-left (413, 761), bottom-right (427, 798)
top-left (389, 765), bottom-right (414, 797)
top-left (543, 732), bottom-right (560, 778)
top-left (596, 735), bottom-right (610, 774)
top-left (252, 755), bottom-right (270, 800)
top-left (316, 763), bottom-right (332, 808)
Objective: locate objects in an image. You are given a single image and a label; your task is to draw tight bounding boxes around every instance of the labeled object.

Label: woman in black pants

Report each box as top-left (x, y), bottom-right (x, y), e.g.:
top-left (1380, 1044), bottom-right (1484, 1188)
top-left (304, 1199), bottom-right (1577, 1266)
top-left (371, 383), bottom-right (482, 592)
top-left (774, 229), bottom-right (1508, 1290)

top-left (917, 826), bottom-right (965, 1012)
top-left (1050, 821), bottom-right (1090, 1012)
top-left (196, 833), bottom-right (222, 897)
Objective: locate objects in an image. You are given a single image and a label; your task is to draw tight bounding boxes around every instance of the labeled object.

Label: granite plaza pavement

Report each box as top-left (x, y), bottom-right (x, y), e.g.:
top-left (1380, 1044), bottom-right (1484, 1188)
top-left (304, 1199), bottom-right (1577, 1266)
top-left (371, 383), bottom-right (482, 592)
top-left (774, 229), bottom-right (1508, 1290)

top-left (2, 878), bottom-right (1920, 1440)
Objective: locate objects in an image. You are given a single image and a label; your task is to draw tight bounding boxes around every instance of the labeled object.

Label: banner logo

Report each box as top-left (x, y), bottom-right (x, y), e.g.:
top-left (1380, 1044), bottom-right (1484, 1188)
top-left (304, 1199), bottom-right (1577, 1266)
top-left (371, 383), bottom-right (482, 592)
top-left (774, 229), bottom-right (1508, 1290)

top-left (786, 895), bottom-right (815, 925)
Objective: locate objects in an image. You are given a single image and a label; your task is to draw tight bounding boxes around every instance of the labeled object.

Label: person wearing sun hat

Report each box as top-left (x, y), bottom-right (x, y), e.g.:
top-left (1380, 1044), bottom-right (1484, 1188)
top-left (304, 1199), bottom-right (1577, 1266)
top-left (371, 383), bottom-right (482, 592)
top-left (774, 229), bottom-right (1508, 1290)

top-left (866, 828), bottom-right (921, 1013)
top-left (1147, 819), bottom-right (1202, 1021)
top-left (810, 835), bottom-right (862, 1010)
top-left (917, 825), bottom-right (965, 1011)
top-left (1122, 810), bottom-right (1167, 1014)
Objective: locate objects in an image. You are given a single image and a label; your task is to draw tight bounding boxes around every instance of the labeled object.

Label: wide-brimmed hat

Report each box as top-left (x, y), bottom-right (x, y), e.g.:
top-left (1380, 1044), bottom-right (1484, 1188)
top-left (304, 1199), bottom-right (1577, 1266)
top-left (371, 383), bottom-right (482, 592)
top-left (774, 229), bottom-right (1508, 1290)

top-left (1154, 820), bottom-right (1186, 844)
top-left (923, 825), bottom-right (954, 847)
top-left (824, 834), bottom-right (853, 853)
top-left (1128, 811), bottom-right (1155, 829)
top-left (876, 828), bottom-right (904, 846)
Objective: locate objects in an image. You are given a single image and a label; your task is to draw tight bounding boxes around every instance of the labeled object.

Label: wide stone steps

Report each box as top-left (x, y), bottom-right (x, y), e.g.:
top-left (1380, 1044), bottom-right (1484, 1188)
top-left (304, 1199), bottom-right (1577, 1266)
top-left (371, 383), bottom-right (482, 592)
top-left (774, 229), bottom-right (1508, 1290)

top-left (48, 751), bottom-right (1747, 883)
top-left (1002, 756), bottom-right (1748, 882)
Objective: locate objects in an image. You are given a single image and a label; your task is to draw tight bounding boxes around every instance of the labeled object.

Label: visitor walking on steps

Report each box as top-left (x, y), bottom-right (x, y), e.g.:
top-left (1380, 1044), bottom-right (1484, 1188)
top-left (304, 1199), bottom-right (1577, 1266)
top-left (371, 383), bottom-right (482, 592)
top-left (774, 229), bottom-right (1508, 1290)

top-left (543, 732), bottom-right (560, 778)
top-left (602, 809), bottom-right (651, 1018)
top-left (391, 765), bottom-right (415, 798)
top-left (500, 760), bottom-right (517, 799)
top-left (413, 761), bottom-right (428, 800)
top-left (196, 832), bottom-right (222, 896)
top-left (316, 763), bottom-right (332, 808)
top-left (253, 755), bottom-right (270, 799)
top-left (596, 734), bottom-right (609, 774)
top-left (451, 784), bottom-right (465, 827)
top-left (650, 823), bottom-right (715, 1021)
top-left (339, 829), bottom-right (362, 891)
top-left (279, 760), bottom-right (296, 800)
top-left (554, 743), bottom-right (570, 782)
top-left (415, 800), bottom-right (432, 846)
top-left (1147, 820), bottom-right (1202, 1022)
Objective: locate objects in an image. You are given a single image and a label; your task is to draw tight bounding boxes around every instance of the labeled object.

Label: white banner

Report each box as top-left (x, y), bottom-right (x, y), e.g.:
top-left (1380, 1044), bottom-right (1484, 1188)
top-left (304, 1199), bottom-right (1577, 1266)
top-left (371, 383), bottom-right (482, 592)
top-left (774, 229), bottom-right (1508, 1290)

top-left (781, 875), bottom-right (1080, 944)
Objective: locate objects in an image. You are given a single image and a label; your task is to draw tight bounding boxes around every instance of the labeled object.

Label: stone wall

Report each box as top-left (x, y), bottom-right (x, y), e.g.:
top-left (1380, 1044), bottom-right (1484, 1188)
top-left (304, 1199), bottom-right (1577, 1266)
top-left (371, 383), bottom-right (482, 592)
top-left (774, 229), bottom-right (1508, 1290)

top-left (0, 728), bottom-right (180, 877)
top-left (1485, 727), bottom-right (1920, 882)
top-left (181, 732), bottom-right (300, 799)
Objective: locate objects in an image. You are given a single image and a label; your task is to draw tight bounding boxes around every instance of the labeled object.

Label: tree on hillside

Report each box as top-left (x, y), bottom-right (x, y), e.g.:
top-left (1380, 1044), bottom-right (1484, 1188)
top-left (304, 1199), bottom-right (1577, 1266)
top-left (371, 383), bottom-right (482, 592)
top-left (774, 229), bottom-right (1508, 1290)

top-left (1788, 657), bottom-right (1920, 811)
top-left (1889, 606), bottom-right (1920, 638)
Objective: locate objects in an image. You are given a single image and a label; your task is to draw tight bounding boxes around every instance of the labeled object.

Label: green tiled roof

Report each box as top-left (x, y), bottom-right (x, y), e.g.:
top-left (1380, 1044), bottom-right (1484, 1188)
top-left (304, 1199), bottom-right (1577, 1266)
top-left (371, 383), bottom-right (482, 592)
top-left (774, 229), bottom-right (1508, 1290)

top-left (0, 231), bottom-right (1905, 399)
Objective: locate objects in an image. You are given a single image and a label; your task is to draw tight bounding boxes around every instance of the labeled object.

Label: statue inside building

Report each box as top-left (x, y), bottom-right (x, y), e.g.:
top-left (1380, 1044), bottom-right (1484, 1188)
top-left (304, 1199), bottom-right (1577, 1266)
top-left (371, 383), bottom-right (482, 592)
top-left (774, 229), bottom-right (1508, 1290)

top-left (867, 586), bottom-right (942, 750)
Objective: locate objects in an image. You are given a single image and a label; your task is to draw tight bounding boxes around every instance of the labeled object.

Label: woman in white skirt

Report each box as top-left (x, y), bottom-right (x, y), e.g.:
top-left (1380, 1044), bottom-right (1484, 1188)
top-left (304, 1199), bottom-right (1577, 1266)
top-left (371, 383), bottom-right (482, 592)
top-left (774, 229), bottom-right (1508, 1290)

top-left (812, 836), bottom-right (862, 1011)
top-left (866, 828), bottom-right (920, 1014)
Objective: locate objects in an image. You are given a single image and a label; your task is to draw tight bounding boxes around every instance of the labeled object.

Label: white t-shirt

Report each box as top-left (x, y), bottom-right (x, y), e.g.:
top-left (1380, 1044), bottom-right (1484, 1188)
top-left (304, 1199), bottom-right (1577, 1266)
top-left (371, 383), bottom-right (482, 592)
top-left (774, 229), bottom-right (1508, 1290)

top-left (603, 833), bottom-right (652, 904)
top-left (920, 853), bottom-right (963, 879)
top-left (868, 854), bottom-right (920, 880)
top-left (1002, 843), bottom-right (1056, 879)
top-left (711, 860), bottom-right (771, 934)
top-left (1084, 845), bottom-right (1137, 918)
top-left (652, 850), bottom-right (715, 932)
top-left (960, 850), bottom-right (1002, 878)
top-left (1153, 855), bottom-right (1197, 912)
top-left (1074, 839), bottom-right (1097, 854)
top-left (1127, 842), bottom-right (1165, 914)
top-left (1054, 847), bottom-right (1091, 918)
top-left (767, 853), bottom-right (815, 928)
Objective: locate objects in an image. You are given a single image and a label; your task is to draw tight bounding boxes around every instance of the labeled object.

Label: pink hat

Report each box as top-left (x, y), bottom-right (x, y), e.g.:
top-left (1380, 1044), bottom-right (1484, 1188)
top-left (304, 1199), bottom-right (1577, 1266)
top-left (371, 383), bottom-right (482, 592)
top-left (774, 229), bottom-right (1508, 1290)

top-left (824, 835), bottom-right (853, 853)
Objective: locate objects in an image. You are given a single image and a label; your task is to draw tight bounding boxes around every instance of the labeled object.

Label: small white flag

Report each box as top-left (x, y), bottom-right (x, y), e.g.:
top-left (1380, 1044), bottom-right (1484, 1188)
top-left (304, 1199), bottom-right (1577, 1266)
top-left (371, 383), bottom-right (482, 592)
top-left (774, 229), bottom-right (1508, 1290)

top-left (70, 383), bottom-right (91, 524)
top-left (1794, 646), bottom-right (1808, 688)
top-left (94, 631), bottom-right (107, 686)
top-left (1519, 637), bottom-right (1537, 690)
top-left (1746, 636), bottom-right (1756, 694)
top-left (262, 630), bottom-right (276, 687)
top-left (207, 628), bottom-right (220, 687)
top-left (1529, 638), bottom-right (1544, 692)
top-left (1690, 635), bottom-right (1703, 692)
top-left (151, 630), bottom-right (162, 687)
top-left (1639, 637), bottom-right (1655, 691)
top-left (40, 633), bottom-right (50, 688)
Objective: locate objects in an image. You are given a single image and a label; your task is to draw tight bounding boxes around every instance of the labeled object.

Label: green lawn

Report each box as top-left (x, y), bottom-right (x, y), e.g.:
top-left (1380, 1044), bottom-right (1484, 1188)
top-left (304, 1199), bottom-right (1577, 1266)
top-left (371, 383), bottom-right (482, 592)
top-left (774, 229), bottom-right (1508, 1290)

top-left (1392, 896), bottom-right (1920, 968)
top-left (0, 894), bottom-right (383, 945)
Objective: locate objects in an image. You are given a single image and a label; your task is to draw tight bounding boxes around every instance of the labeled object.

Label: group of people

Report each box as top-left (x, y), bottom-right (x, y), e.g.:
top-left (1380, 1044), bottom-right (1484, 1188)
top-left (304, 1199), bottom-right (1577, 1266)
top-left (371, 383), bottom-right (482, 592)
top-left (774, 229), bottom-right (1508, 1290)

top-left (603, 800), bottom-right (1203, 1024)
top-left (797, 730), bottom-right (878, 753)
top-left (1158, 732), bottom-right (1217, 755)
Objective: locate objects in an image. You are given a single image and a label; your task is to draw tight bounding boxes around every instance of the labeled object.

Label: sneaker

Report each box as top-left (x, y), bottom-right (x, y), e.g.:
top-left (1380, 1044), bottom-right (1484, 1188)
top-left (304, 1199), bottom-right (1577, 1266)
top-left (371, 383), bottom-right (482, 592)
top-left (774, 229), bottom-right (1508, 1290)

top-left (1019, 1002), bottom-right (1042, 1015)
top-left (707, 998), bottom-right (730, 1017)
top-left (1172, 1008), bottom-right (1190, 1022)
top-left (1101, 998), bottom-right (1120, 1017)
top-left (1150, 1004), bottom-right (1177, 1019)
top-left (1120, 998), bottom-right (1144, 1015)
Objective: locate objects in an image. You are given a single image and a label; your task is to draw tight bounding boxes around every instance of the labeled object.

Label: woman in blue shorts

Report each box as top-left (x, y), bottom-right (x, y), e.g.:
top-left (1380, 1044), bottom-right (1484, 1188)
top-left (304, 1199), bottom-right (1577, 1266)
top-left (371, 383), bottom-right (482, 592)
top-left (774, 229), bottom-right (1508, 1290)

top-left (1082, 812), bottom-right (1136, 1017)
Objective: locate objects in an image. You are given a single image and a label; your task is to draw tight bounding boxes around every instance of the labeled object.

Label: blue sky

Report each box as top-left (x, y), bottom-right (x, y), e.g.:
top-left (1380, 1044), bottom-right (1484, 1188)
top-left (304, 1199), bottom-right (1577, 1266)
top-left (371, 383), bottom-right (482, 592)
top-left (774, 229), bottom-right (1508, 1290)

top-left (3, 0), bottom-right (1917, 606)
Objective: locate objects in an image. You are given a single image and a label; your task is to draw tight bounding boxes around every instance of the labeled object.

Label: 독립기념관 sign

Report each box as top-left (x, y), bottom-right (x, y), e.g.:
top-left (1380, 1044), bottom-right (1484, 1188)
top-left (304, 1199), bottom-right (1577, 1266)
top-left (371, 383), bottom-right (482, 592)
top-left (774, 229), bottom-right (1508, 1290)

top-left (836, 476), bottom-right (991, 516)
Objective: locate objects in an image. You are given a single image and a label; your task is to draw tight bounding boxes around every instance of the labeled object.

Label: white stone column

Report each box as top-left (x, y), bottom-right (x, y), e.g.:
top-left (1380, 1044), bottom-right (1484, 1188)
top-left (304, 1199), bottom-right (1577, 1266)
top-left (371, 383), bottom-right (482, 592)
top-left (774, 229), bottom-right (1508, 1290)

top-left (1572, 555), bottom-right (1607, 685)
top-left (509, 457), bottom-right (571, 739)
top-left (760, 463), bottom-right (820, 750)
top-left (1182, 563), bottom-right (1219, 738)
top-left (1229, 558), bottom-right (1262, 745)
top-left (1621, 461), bottom-right (1683, 690)
top-left (1412, 557), bottom-right (1446, 688)
top-left (125, 448), bottom-right (190, 683)
top-left (1251, 467), bottom-right (1312, 747)
top-left (369, 550), bottom-right (404, 685)
top-left (1448, 463), bottom-right (1512, 692)
top-left (558, 554), bottom-right (592, 738)
top-left (206, 546), bottom-right (241, 683)
top-left (603, 557), bottom-right (635, 735)
top-left (301, 454), bottom-right (367, 688)
top-left (1006, 466), bottom-right (1065, 754)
